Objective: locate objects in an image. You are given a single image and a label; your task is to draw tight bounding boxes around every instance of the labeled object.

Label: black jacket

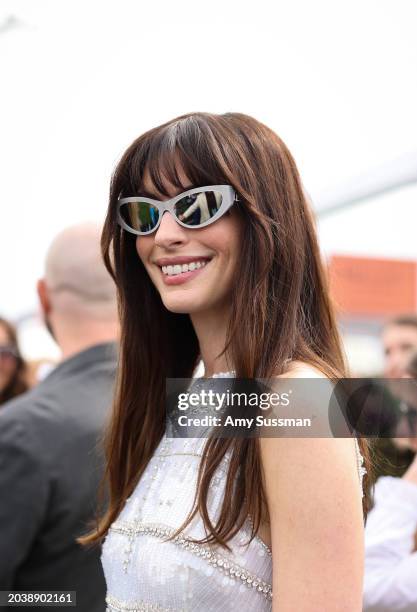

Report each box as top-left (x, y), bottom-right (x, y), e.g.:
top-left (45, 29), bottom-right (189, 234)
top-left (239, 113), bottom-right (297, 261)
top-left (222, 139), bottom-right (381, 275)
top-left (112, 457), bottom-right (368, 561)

top-left (0, 341), bottom-right (117, 611)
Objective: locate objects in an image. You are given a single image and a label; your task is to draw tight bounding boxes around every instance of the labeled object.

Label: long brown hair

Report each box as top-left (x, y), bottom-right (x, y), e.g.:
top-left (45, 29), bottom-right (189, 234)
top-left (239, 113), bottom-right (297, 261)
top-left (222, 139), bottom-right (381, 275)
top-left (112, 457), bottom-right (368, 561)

top-left (80, 111), bottom-right (372, 547)
top-left (0, 317), bottom-right (28, 405)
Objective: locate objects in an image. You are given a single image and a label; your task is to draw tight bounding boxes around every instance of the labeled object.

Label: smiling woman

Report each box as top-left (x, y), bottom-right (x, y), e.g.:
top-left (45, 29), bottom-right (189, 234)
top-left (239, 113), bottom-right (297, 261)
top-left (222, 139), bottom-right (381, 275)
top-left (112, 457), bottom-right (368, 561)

top-left (79, 111), bottom-right (372, 612)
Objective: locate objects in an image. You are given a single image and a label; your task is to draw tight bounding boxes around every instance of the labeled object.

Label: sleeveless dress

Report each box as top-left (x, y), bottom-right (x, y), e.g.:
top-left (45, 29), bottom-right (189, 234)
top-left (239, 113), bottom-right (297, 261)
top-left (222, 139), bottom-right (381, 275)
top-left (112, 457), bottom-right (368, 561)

top-left (101, 372), bottom-right (367, 612)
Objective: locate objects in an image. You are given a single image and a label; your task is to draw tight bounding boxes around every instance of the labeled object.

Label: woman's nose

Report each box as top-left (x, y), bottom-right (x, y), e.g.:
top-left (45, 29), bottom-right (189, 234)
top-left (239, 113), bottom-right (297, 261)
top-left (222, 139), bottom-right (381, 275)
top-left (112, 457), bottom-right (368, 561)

top-left (154, 211), bottom-right (189, 248)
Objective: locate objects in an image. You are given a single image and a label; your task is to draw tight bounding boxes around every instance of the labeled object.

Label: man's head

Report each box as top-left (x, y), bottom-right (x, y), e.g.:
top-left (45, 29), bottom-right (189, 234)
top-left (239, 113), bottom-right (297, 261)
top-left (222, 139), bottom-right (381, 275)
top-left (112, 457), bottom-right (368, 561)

top-left (37, 223), bottom-right (119, 359)
top-left (382, 314), bottom-right (417, 378)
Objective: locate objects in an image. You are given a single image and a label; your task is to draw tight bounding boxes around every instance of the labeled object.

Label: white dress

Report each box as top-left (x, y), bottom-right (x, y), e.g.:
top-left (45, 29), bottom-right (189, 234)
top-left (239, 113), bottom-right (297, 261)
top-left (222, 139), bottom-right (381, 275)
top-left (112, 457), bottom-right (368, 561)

top-left (101, 373), bottom-right (367, 612)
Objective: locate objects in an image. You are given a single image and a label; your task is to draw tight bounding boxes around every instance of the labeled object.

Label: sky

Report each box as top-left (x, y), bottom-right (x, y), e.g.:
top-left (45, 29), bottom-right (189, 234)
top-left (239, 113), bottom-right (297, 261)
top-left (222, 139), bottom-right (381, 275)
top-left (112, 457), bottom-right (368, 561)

top-left (1, 0), bottom-right (417, 330)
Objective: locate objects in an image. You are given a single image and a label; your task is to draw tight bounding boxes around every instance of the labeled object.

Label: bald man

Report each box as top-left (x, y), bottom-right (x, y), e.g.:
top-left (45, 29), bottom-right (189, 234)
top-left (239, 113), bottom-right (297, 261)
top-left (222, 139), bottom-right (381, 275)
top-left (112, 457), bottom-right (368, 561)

top-left (0, 223), bottom-right (119, 611)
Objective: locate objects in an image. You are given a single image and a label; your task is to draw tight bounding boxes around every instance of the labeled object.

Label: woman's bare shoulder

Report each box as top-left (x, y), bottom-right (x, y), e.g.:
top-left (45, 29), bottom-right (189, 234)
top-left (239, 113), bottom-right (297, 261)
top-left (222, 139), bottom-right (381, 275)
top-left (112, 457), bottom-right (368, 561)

top-left (262, 360), bottom-right (357, 495)
top-left (278, 359), bottom-right (329, 379)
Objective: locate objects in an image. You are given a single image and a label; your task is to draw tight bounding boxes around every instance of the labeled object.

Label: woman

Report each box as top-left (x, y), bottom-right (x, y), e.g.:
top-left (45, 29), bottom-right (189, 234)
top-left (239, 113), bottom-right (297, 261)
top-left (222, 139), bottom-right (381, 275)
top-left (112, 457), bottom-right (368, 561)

top-left (81, 112), bottom-right (371, 611)
top-left (363, 351), bottom-right (417, 611)
top-left (0, 316), bottom-right (28, 406)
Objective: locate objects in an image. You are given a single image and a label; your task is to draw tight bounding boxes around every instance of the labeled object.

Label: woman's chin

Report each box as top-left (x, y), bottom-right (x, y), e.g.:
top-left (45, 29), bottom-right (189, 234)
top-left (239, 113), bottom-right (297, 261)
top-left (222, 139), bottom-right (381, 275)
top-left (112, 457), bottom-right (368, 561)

top-left (161, 293), bottom-right (212, 315)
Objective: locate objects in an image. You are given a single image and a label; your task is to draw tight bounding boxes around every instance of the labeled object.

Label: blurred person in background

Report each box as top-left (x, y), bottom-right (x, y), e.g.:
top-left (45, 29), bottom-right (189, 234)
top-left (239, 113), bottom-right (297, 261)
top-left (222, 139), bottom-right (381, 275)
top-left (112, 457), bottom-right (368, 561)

top-left (383, 314), bottom-right (417, 379)
top-left (363, 350), bottom-right (417, 612)
top-left (0, 222), bottom-right (119, 612)
top-left (373, 314), bottom-right (417, 479)
top-left (0, 316), bottom-right (28, 406)
top-left (405, 351), bottom-right (417, 380)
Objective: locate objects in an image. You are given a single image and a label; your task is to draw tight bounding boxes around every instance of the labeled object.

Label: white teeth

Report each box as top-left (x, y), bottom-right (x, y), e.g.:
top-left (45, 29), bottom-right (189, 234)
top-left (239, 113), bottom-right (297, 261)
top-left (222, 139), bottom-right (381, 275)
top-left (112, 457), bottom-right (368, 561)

top-left (160, 260), bottom-right (209, 276)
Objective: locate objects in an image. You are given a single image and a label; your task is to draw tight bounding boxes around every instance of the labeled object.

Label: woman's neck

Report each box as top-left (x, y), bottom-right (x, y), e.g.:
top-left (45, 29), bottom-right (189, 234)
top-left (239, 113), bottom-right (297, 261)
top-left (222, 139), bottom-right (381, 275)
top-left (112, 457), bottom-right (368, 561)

top-left (190, 305), bottom-right (234, 378)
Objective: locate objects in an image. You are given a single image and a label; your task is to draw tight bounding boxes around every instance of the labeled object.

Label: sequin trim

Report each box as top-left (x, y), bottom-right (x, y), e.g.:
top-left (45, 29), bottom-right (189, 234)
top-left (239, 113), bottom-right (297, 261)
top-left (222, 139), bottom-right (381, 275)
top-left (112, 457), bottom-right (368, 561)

top-left (354, 438), bottom-right (367, 499)
top-left (110, 521), bottom-right (273, 601)
top-left (246, 513), bottom-right (272, 556)
top-left (106, 594), bottom-right (183, 611)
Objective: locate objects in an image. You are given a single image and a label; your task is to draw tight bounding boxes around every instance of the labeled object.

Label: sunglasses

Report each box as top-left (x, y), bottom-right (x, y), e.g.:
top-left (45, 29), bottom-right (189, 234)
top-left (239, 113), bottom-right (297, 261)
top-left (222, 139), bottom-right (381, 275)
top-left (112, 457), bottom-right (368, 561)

top-left (117, 185), bottom-right (239, 236)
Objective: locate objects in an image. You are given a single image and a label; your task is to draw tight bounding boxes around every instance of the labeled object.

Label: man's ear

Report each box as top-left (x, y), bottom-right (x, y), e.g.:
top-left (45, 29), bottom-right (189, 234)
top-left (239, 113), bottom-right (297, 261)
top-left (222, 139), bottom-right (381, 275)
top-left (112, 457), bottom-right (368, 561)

top-left (37, 279), bottom-right (51, 315)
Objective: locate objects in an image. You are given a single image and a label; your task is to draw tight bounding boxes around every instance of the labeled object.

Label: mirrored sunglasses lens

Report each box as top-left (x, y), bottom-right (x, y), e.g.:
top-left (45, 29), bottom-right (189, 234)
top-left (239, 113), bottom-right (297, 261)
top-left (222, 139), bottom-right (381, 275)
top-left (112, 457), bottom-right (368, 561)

top-left (174, 191), bottom-right (223, 226)
top-left (120, 202), bottom-right (159, 233)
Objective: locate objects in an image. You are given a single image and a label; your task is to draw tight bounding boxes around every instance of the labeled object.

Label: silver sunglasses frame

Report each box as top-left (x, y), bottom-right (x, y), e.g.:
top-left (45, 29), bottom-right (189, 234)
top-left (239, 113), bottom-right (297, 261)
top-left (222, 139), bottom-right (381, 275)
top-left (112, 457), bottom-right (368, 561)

top-left (117, 184), bottom-right (239, 235)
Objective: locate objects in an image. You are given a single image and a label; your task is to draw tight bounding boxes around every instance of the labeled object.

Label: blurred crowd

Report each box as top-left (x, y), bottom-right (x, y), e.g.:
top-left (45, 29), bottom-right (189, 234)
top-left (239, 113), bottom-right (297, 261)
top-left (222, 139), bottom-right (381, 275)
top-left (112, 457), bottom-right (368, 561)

top-left (1, 223), bottom-right (417, 611)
